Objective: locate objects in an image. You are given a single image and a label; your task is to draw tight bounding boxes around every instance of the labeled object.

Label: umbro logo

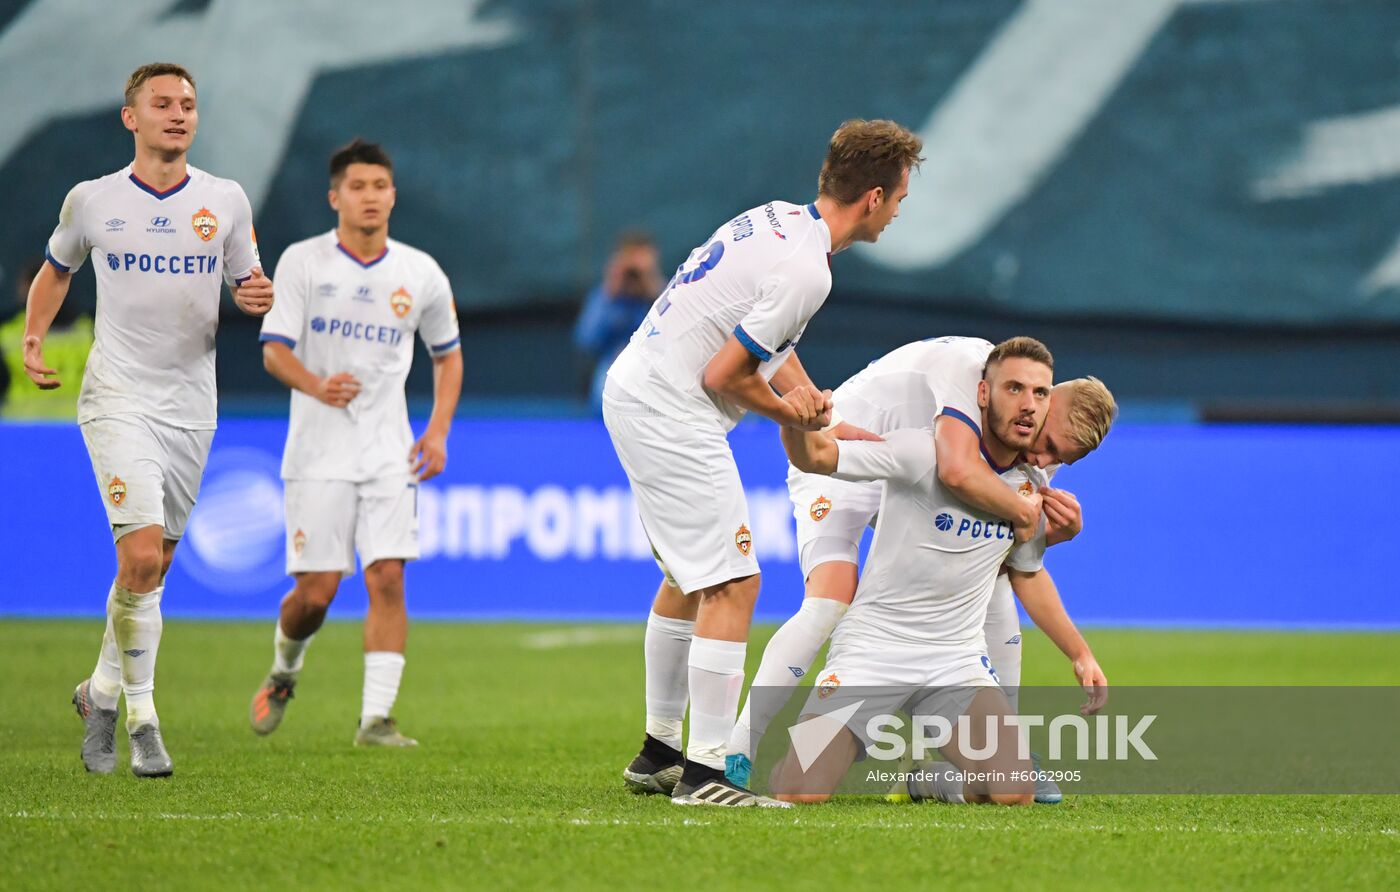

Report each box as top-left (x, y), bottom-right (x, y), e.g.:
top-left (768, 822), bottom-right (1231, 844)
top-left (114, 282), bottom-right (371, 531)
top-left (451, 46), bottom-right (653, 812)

top-left (1006, 634), bottom-right (1022, 645)
top-left (788, 666), bottom-right (805, 678)
top-left (104, 218), bottom-right (125, 231)
top-left (123, 648), bottom-right (146, 658)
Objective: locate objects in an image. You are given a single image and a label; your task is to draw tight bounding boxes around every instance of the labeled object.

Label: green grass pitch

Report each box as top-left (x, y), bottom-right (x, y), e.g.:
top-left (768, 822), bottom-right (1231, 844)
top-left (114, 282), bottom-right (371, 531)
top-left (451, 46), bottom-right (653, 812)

top-left (1, 619), bottom-right (1396, 890)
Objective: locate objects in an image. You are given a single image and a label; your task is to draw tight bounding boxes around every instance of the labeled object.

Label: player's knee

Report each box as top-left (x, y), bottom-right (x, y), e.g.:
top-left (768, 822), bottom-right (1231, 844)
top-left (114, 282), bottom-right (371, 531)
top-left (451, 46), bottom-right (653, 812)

top-left (293, 574), bottom-right (340, 610)
top-left (119, 544), bottom-right (163, 587)
top-left (987, 789), bottom-right (1034, 807)
top-left (364, 561), bottom-right (405, 601)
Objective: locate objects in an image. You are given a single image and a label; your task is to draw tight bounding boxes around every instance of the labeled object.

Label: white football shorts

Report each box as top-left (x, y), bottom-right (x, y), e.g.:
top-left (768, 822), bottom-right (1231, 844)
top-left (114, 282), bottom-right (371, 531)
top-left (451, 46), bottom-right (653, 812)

top-left (80, 413), bottom-right (214, 542)
top-left (787, 465), bottom-right (883, 579)
top-left (800, 638), bottom-right (1002, 752)
top-left (283, 476), bottom-right (420, 576)
top-left (602, 390), bottom-right (758, 594)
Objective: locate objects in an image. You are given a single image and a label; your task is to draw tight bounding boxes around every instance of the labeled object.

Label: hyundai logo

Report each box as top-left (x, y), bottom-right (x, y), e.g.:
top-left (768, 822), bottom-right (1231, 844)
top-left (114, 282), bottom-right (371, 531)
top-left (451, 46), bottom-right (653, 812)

top-left (151, 216), bottom-right (171, 227)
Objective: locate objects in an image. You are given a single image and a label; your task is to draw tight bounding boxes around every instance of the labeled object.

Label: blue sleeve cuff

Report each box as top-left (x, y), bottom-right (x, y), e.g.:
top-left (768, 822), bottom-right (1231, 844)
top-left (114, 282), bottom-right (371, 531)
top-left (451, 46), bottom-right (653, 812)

top-left (234, 274), bottom-right (253, 286)
top-left (429, 336), bottom-right (461, 355)
top-left (939, 407), bottom-right (981, 438)
top-left (259, 333), bottom-right (296, 348)
top-left (733, 325), bottom-right (772, 362)
top-left (44, 247), bottom-right (71, 274)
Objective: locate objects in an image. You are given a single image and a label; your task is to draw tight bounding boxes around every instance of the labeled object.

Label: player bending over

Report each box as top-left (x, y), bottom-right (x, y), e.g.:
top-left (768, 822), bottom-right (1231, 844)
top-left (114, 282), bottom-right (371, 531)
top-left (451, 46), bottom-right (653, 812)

top-left (248, 139), bottom-right (462, 747)
top-left (607, 119), bottom-right (923, 807)
top-left (28, 63), bottom-right (272, 777)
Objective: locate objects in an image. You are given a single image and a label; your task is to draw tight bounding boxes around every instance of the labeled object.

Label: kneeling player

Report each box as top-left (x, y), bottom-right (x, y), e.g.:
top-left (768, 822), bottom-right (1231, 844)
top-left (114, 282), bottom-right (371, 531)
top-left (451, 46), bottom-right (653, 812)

top-left (248, 140), bottom-right (462, 747)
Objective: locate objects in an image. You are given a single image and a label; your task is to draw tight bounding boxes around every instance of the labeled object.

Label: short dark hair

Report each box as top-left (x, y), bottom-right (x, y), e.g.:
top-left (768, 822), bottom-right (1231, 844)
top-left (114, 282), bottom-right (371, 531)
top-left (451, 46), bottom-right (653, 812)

top-left (614, 229), bottom-right (656, 252)
top-left (982, 336), bottom-right (1054, 378)
top-left (124, 63), bottom-right (196, 107)
top-left (329, 139), bottom-right (393, 188)
top-left (817, 119), bottom-right (924, 205)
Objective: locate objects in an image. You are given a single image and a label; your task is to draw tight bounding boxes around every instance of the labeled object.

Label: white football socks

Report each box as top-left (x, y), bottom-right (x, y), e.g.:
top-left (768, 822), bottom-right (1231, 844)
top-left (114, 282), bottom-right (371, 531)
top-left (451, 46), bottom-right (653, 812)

top-left (686, 637), bottom-right (746, 771)
top-left (728, 597), bottom-right (847, 759)
top-left (88, 584), bottom-right (123, 711)
top-left (112, 584), bottom-right (163, 730)
top-left (643, 611), bottom-right (694, 750)
top-left (984, 574), bottom-right (1023, 713)
top-left (273, 620), bottom-right (313, 676)
top-left (361, 651), bottom-right (405, 725)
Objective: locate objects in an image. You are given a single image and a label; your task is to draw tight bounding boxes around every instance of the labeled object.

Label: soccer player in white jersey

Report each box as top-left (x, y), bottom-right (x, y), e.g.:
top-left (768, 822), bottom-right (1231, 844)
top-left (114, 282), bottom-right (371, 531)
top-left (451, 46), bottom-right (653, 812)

top-left (765, 339), bottom-right (1107, 805)
top-left (726, 337), bottom-right (1117, 791)
top-left (605, 120), bottom-right (924, 806)
top-left (21, 63), bottom-right (273, 777)
top-left (247, 140), bottom-right (462, 747)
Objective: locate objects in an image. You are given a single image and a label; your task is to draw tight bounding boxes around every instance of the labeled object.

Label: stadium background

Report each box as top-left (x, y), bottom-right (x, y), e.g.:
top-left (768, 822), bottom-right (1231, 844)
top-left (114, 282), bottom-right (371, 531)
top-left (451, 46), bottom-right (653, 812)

top-left (0, 0), bottom-right (1395, 628)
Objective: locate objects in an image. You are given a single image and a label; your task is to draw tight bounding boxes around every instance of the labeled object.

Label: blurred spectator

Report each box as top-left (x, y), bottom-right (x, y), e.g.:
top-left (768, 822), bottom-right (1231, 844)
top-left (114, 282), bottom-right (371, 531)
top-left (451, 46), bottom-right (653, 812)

top-left (0, 256), bottom-right (93, 419)
top-left (573, 230), bottom-right (662, 410)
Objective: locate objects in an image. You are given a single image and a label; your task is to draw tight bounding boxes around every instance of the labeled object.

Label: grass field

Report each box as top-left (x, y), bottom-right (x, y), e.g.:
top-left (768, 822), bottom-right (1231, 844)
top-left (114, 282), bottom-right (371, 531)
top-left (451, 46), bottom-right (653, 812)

top-left (1, 619), bottom-right (1396, 890)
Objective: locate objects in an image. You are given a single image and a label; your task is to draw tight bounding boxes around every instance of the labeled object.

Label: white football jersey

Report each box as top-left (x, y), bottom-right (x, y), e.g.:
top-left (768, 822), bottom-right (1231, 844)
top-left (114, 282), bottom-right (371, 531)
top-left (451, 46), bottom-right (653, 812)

top-left (45, 164), bottom-right (260, 429)
top-left (829, 428), bottom-right (1048, 651)
top-left (606, 201), bottom-right (832, 430)
top-left (834, 336), bottom-right (994, 438)
top-left (259, 232), bottom-right (461, 482)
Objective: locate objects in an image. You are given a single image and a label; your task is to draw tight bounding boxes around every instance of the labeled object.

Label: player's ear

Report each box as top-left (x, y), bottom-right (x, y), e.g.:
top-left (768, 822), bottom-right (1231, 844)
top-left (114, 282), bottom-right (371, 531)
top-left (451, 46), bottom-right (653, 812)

top-left (977, 379), bottom-right (990, 408)
top-left (327, 189), bottom-right (339, 212)
top-left (120, 106), bottom-right (137, 133)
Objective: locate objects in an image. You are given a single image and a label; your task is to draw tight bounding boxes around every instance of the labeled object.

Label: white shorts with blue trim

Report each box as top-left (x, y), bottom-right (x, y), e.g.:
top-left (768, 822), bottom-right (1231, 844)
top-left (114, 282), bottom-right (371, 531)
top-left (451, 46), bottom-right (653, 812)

top-left (80, 413), bottom-right (214, 542)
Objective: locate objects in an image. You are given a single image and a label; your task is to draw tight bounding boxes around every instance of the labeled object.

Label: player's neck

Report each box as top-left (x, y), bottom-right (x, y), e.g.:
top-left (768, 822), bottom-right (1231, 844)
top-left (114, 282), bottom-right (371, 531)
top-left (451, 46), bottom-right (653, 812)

top-left (337, 224), bottom-right (389, 262)
top-left (813, 195), bottom-right (859, 254)
top-left (130, 148), bottom-right (188, 192)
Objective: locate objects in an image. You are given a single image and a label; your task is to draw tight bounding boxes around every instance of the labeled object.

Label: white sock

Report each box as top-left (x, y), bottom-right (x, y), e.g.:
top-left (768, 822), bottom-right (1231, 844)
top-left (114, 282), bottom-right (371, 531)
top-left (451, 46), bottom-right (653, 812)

top-left (727, 597), bottom-right (847, 759)
top-left (984, 574), bottom-right (1023, 713)
top-left (643, 611), bottom-right (694, 750)
top-left (88, 584), bottom-right (123, 711)
top-left (273, 620), bottom-right (312, 676)
top-left (361, 651), bottom-right (405, 725)
top-left (113, 584), bottom-right (163, 730)
top-left (932, 763), bottom-right (967, 804)
top-left (686, 637), bottom-right (746, 771)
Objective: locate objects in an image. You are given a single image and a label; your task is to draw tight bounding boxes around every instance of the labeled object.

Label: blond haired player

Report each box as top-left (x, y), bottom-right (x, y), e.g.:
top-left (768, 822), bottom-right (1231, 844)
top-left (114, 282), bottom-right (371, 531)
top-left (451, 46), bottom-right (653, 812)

top-left (25, 63), bottom-right (273, 777)
top-left (248, 140), bottom-right (462, 747)
top-left (606, 120), bottom-right (923, 806)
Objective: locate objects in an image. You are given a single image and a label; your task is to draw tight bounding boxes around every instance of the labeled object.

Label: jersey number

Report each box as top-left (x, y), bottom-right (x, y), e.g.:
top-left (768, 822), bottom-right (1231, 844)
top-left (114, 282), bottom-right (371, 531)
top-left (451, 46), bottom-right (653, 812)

top-left (656, 240), bottom-right (725, 317)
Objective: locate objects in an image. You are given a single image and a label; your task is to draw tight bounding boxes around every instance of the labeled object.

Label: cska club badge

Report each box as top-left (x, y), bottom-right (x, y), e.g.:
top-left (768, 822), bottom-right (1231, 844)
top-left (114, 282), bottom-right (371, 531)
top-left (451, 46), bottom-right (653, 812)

top-left (390, 286), bottom-right (413, 318)
top-left (108, 476), bottom-right (127, 506)
top-left (817, 673), bottom-right (841, 700)
top-left (293, 528), bottom-right (307, 557)
top-left (809, 495), bottom-right (832, 522)
top-left (734, 524), bottom-right (752, 556)
top-left (192, 207), bottom-right (218, 242)
top-left (1018, 480), bottom-right (1035, 497)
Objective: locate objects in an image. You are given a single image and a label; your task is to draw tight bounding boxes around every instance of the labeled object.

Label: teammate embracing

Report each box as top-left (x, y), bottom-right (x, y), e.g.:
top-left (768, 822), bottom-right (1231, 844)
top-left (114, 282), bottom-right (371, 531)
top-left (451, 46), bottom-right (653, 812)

top-left (25, 63), bottom-right (273, 777)
top-left (249, 140), bottom-right (462, 747)
top-left (606, 119), bottom-right (923, 806)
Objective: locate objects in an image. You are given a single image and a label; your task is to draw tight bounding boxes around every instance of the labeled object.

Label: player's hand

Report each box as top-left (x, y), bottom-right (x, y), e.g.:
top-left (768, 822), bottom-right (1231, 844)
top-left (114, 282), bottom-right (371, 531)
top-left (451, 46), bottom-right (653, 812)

top-left (1072, 653), bottom-right (1108, 715)
top-left (1042, 488), bottom-right (1083, 545)
top-left (409, 427), bottom-right (448, 481)
top-left (234, 267), bottom-right (274, 316)
top-left (22, 335), bottom-right (60, 389)
top-left (829, 421), bottom-right (883, 442)
top-left (1012, 492), bottom-right (1043, 544)
top-left (783, 385), bottom-right (833, 431)
top-left (315, 372), bottom-right (361, 408)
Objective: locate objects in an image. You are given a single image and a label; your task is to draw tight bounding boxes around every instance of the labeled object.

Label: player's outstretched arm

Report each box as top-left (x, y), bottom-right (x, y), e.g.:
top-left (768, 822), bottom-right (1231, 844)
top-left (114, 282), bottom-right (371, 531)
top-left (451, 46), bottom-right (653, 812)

top-left (703, 336), bottom-right (831, 429)
top-left (261, 341), bottom-right (360, 408)
top-left (935, 416), bottom-right (1040, 541)
top-left (409, 350), bottom-right (462, 482)
top-left (1007, 567), bottom-right (1107, 714)
top-left (780, 425), bottom-right (840, 475)
top-left (21, 262), bottom-right (74, 389)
